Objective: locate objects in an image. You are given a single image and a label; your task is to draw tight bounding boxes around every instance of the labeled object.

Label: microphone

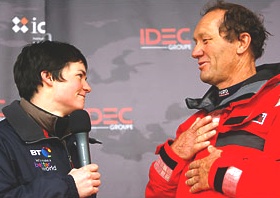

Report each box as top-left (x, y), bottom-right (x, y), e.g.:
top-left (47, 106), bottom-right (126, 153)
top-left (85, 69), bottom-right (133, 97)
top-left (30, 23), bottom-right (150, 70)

top-left (69, 109), bottom-right (92, 167)
top-left (69, 110), bottom-right (98, 198)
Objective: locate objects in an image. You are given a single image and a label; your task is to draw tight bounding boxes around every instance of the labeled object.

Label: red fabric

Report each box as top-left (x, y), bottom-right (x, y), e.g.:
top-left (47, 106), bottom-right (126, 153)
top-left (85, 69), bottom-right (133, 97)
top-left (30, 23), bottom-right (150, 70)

top-left (43, 129), bottom-right (50, 138)
top-left (146, 75), bottom-right (280, 197)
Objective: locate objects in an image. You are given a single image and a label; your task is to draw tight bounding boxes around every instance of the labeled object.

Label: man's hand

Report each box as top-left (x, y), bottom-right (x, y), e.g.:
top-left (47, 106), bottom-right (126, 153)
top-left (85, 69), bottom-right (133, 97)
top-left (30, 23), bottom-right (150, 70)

top-left (171, 116), bottom-right (218, 160)
top-left (185, 146), bottom-right (222, 193)
top-left (69, 163), bottom-right (101, 198)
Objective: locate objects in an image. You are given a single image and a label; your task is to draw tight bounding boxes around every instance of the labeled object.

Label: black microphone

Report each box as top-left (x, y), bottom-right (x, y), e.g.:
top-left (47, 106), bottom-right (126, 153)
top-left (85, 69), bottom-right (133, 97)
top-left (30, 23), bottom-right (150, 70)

top-left (69, 109), bottom-right (92, 167)
top-left (69, 110), bottom-right (97, 198)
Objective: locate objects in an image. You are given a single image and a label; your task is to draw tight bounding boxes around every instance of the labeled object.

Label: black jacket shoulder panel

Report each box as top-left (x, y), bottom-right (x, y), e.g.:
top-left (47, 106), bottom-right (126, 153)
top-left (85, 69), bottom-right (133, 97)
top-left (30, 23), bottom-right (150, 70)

top-left (2, 100), bottom-right (45, 142)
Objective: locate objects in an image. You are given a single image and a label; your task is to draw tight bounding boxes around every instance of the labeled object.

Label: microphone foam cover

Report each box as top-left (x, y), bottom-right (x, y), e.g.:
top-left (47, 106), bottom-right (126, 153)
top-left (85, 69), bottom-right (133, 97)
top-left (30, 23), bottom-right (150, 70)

top-left (69, 109), bottom-right (91, 133)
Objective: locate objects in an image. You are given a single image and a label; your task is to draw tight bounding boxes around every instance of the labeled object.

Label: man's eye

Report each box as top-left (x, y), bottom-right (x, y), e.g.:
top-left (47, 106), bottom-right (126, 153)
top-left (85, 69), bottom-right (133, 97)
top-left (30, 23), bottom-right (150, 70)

top-left (202, 38), bottom-right (212, 44)
top-left (202, 39), bottom-right (209, 43)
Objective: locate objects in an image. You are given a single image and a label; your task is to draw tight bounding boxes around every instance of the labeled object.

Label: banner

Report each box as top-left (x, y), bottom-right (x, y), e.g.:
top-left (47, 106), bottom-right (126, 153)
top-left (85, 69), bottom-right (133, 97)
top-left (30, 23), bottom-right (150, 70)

top-left (1, 0), bottom-right (279, 197)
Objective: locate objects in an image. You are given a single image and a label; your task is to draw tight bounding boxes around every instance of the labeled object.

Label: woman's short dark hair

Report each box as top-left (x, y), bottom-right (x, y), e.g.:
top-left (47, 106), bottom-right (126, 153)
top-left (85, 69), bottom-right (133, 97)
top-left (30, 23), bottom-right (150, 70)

top-left (13, 40), bottom-right (88, 101)
top-left (203, 0), bottom-right (271, 60)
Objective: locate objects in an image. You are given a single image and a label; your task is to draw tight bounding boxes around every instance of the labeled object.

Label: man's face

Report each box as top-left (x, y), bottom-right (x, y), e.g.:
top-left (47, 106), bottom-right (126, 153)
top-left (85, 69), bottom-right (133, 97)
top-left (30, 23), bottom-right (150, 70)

top-left (192, 9), bottom-right (239, 89)
top-left (52, 61), bottom-right (91, 115)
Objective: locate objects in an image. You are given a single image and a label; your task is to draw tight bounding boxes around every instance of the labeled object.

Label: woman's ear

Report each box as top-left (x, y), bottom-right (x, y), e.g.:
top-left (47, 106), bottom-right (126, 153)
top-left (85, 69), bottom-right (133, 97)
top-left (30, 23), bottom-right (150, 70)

top-left (41, 71), bottom-right (53, 86)
top-left (237, 32), bottom-right (251, 55)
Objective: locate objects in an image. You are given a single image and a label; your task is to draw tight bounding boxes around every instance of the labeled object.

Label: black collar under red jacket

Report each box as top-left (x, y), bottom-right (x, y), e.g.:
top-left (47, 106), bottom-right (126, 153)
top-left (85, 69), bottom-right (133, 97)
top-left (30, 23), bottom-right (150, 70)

top-left (186, 63), bottom-right (280, 112)
top-left (0, 101), bottom-right (80, 198)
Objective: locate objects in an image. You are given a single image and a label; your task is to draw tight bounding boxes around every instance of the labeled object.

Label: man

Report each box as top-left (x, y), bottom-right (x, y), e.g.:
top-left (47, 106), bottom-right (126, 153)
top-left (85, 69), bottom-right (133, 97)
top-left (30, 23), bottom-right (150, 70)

top-left (146, 1), bottom-right (280, 197)
top-left (0, 40), bottom-right (101, 197)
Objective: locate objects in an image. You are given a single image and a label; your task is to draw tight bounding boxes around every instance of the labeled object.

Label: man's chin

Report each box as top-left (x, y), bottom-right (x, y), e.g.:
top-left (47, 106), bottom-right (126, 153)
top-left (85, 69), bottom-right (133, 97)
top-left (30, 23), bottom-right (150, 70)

top-left (200, 77), bottom-right (210, 84)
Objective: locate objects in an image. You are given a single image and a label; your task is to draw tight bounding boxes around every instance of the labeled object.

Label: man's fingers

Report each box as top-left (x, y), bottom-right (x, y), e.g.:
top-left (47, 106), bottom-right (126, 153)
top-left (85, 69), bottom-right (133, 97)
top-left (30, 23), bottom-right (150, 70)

top-left (191, 117), bottom-right (218, 137)
top-left (186, 175), bottom-right (199, 186)
top-left (193, 141), bottom-right (211, 154)
top-left (190, 183), bottom-right (202, 193)
top-left (185, 168), bottom-right (198, 178)
top-left (189, 160), bottom-right (200, 169)
top-left (190, 117), bottom-right (202, 131)
top-left (207, 145), bottom-right (223, 157)
top-left (197, 122), bottom-right (218, 135)
top-left (192, 116), bottom-right (212, 131)
top-left (208, 145), bottom-right (216, 153)
top-left (195, 130), bottom-right (216, 143)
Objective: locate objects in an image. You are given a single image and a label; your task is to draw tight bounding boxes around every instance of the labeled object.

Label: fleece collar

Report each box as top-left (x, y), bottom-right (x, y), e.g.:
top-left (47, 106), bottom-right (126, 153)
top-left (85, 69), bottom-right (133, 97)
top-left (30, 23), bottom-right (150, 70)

top-left (2, 100), bottom-right (70, 143)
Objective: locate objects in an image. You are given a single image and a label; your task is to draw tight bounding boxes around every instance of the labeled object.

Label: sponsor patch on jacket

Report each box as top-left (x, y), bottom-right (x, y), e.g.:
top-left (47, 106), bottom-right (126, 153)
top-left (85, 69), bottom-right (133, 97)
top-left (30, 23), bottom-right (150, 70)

top-left (30, 146), bottom-right (57, 171)
top-left (252, 113), bottom-right (267, 125)
top-left (154, 156), bottom-right (172, 182)
top-left (219, 89), bottom-right (229, 97)
top-left (222, 166), bottom-right (243, 197)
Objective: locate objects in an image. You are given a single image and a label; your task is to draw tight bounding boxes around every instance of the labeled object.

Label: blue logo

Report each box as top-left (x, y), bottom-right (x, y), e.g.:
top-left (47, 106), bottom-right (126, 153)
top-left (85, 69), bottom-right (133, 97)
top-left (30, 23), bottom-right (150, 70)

top-left (41, 147), bottom-right (52, 158)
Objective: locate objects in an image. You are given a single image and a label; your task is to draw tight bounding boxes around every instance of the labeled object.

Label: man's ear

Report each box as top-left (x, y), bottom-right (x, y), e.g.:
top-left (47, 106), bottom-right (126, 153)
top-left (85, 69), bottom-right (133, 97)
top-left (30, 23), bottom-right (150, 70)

top-left (41, 71), bottom-right (53, 86)
top-left (237, 32), bottom-right (251, 55)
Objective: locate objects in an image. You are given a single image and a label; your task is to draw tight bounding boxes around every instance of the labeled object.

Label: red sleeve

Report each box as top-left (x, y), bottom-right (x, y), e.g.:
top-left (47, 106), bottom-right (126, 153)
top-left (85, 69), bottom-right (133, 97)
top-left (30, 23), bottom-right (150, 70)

top-left (209, 152), bottom-right (280, 197)
top-left (208, 105), bottom-right (280, 197)
top-left (145, 139), bottom-right (188, 198)
top-left (146, 112), bottom-right (205, 198)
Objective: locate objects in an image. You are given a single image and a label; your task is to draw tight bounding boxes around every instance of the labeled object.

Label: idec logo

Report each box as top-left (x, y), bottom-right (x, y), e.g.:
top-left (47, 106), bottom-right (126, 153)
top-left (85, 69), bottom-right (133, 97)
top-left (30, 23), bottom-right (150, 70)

top-left (86, 107), bottom-right (134, 131)
top-left (140, 27), bottom-right (192, 50)
top-left (12, 16), bottom-right (52, 42)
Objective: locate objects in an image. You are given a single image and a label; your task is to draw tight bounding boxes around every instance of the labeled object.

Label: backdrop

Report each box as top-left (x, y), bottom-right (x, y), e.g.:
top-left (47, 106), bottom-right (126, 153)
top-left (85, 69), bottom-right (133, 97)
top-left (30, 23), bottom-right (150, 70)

top-left (0, 0), bottom-right (279, 197)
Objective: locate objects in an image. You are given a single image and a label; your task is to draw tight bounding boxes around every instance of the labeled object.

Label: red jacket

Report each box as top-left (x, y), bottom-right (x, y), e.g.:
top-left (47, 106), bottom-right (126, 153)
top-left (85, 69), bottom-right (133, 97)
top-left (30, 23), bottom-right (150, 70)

top-left (146, 63), bottom-right (280, 197)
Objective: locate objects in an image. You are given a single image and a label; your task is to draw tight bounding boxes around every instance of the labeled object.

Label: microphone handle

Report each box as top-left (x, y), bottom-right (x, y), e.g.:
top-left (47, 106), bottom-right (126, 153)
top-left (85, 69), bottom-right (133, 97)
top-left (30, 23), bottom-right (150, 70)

top-left (75, 132), bottom-right (91, 166)
top-left (75, 133), bottom-right (97, 198)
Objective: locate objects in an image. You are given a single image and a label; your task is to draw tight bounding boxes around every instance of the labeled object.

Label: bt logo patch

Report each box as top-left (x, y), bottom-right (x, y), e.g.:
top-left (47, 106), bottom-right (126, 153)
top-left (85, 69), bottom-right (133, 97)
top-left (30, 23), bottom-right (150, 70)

top-left (30, 147), bottom-right (52, 158)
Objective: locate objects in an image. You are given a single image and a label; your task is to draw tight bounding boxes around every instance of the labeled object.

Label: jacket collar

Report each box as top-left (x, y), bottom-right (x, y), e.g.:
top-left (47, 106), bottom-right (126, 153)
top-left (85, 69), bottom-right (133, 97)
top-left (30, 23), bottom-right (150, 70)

top-left (20, 99), bottom-right (70, 138)
top-left (2, 99), bottom-right (70, 142)
top-left (185, 63), bottom-right (280, 112)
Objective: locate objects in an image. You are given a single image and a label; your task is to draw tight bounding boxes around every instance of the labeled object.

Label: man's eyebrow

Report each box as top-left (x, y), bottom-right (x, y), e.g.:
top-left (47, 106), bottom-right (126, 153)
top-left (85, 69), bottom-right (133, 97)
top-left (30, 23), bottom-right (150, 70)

top-left (193, 32), bottom-right (211, 41)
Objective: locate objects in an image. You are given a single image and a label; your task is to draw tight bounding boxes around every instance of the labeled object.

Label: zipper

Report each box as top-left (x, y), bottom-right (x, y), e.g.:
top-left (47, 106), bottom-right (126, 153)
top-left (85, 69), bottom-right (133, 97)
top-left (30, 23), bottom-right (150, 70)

top-left (62, 139), bottom-right (74, 169)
